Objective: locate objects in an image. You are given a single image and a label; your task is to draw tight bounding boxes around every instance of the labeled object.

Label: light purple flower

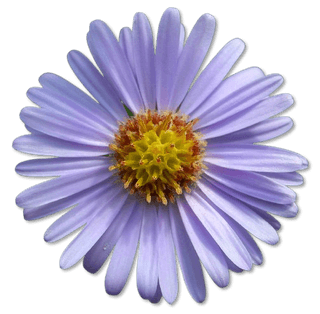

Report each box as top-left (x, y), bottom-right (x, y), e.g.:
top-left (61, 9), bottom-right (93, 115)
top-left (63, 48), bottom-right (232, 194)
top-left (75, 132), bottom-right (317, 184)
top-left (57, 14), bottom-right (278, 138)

top-left (13, 8), bottom-right (308, 304)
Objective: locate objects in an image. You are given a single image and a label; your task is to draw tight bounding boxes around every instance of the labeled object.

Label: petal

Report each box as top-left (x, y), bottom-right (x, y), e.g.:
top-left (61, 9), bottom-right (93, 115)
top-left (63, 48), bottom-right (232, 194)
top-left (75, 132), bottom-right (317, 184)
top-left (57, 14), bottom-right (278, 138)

top-left (198, 178), bottom-right (279, 244)
top-left (177, 198), bottom-right (229, 287)
top-left (250, 207), bottom-right (281, 231)
top-left (137, 204), bottom-right (158, 299)
top-left (155, 8), bottom-right (181, 110)
top-left (119, 27), bottom-right (136, 77)
top-left (204, 144), bottom-right (308, 172)
top-left (83, 196), bottom-right (138, 273)
top-left (132, 13), bottom-right (156, 109)
top-left (105, 205), bottom-right (143, 295)
top-left (169, 203), bottom-right (206, 303)
top-left (16, 161), bottom-right (114, 208)
top-left (203, 164), bottom-right (296, 204)
top-left (88, 20), bottom-right (143, 113)
top-left (157, 206), bottom-right (178, 304)
top-left (15, 157), bottom-right (110, 177)
top-left (256, 171), bottom-right (304, 186)
top-left (200, 93), bottom-right (293, 139)
top-left (168, 14), bottom-right (215, 110)
top-left (178, 24), bottom-right (185, 56)
top-left (206, 117), bottom-right (293, 144)
top-left (59, 186), bottom-right (128, 269)
top-left (20, 107), bottom-right (113, 146)
top-left (149, 283), bottom-right (162, 304)
top-left (181, 38), bottom-right (244, 114)
top-left (184, 189), bottom-right (252, 270)
top-left (188, 67), bottom-right (264, 119)
top-left (13, 134), bottom-right (110, 157)
top-left (196, 74), bottom-right (284, 129)
top-left (67, 51), bottom-right (127, 121)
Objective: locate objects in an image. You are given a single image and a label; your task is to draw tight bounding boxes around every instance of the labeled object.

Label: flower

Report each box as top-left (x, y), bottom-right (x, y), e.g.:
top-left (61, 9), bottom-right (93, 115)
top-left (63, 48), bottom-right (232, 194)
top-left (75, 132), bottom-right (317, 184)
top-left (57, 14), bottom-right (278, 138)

top-left (13, 7), bottom-right (308, 304)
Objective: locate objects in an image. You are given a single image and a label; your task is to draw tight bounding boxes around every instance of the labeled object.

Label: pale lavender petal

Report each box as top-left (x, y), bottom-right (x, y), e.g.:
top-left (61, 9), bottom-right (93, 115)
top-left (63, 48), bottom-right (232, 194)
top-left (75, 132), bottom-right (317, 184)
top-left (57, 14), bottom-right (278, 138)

top-left (83, 197), bottom-right (138, 274)
top-left (177, 198), bottom-right (229, 287)
top-left (155, 8), bottom-right (181, 110)
top-left (137, 204), bottom-right (158, 300)
top-left (178, 24), bottom-right (185, 56)
top-left (250, 207), bottom-right (281, 231)
top-left (197, 179), bottom-right (279, 244)
top-left (184, 189), bottom-right (252, 270)
top-left (59, 186), bottom-right (128, 269)
top-left (88, 20), bottom-right (143, 113)
top-left (208, 178), bottom-right (298, 218)
top-left (256, 171), bottom-right (304, 186)
top-left (200, 93), bottom-right (293, 139)
top-left (204, 144), bottom-right (308, 172)
top-left (20, 107), bottom-right (113, 146)
top-left (181, 38), bottom-right (245, 115)
top-left (25, 124), bottom-right (43, 135)
top-left (16, 161), bottom-right (114, 208)
top-left (169, 203), bottom-right (206, 303)
top-left (132, 13), bottom-right (156, 109)
top-left (149, 282), bottom-right (162, 304)
top-left (206, 117), bottom-right (293, 145)
top-left (203, 164), bottom-right (296, 204)
top-left (196, 74), bottom-right (284, 129)
top-left (27, 86), bottom-right (115, 133)
top-left (119, 27), bottom-right (136, 77)
top-left (105, 205), bottom-right (143, 295)
top-left (15, 157), bottom-right (110, 177)
top-left (168, 14), bottom-right (215, 110)
top-left (13, 134), bottom-right (110, 157)
top-left (67, 51), bottom-right (127, 121)
top-left (157, 206), bottom-right (178, 304)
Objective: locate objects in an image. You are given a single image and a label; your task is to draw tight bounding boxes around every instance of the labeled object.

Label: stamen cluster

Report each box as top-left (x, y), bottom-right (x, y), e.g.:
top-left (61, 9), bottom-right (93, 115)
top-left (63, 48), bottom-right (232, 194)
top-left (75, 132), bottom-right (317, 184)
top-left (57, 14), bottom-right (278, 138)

top-left (109, 110), bottom-right (205, 205)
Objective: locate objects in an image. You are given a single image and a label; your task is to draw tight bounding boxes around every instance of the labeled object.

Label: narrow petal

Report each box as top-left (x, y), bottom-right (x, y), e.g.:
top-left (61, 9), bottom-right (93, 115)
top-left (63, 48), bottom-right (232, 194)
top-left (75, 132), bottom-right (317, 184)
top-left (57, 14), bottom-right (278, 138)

top-left (178, 24), bottom-right (185, 56)
top-left (184, 189), bottom-right (252, 270)
top-left (198, 178), bottom-right (279, 244)
top-left (132, 13), bottom-right (156, 109)
top-left (196, 74), bottom-right (284, 129)
top-left (119, 27), bottom-right (136, 77)
top-left (15, 157), bottom-right (110, 177)
top-left (169, 203), bottom-right (206, 303)
top-left (105, 205), bottom-right (143, 295)
top-left (250, 207), bottom-right (281, 231)
top-left (256, 171), bottom-right (304, 186)
top-left (13, 134), bottom-right (110, 157)
top-left (59, 187), bottom-right (128, 269)
top-left (203, 164), bottom-right (296, 204)
top-left (204, 144), bottom-right (308, 172)
top-left (181, 38), bottom-right (244, 114)
top-left (157, 206), bottom-right (178, 304)
top-left (83, 197), bottom-right (138, 274)
top-left (168, 14), bottom-right (215, 110)
top-left (177, 198), bottom-right (229, 287)
top-left (67, 51), bottom-right (127, 121)
top-left (16, 162), bottom-right (114, 208)
top-left (137, 204), bottom-right (158, 299)
top-left (20, 107), bottom-right (113, 146)
top-left (155, 8), bottom-right (181, 110)
top-left (188, 67), bottom-right (264, 119)
top-left (200, 93), bottom-right (293, 139)
top-left (206, 117), bottom-right (293, 144)
top-left (149, 283), bottom-right (162, 304)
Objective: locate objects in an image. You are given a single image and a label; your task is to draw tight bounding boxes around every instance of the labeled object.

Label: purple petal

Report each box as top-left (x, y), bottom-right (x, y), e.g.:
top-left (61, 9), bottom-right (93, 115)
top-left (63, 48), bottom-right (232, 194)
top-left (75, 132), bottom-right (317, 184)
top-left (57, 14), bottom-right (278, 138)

top-left (105, 205), bottom-right (143, 295)
top-left (169, 203), bottom-right (206, 303)
top-left (137, 204), bottom-right (158, 300)
top-left (256, 171), bottom-right (304, 186)
top-left (59, 187), bottom-right (128, 269)
top-left (149, 282), bottom-right (162, 303)
top-left (177, 198), bottom-right (229, 287)
top-left (155, 8), bottom-right (181, 110)
top-left (204, 144), bottom-right (308, 172)
top-left (132, 13), bottom-right (156, 109)
top-left (178, 24), bottom-right (185, 56)
top-left (181, 38), bottom-right (245, 115)
top-left (168, 14), bottom-right (215, 110)
top-left (13, 134), bottom-right (110, 157)
top-left (157, 206), bottom-right (178, 304)
top-left (67, 51), bottom-right (127, 121)
top-left (206, 117), bottom-right (293, 145)
top-left (119, 27), bottom-right (136, 77)
top-left (250, 207), bottom-right (281, 231)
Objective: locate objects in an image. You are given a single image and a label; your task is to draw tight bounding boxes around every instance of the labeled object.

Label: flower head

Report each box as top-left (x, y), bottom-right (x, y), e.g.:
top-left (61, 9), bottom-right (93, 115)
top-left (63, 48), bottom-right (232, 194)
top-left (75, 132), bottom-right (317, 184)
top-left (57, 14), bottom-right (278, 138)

top-left (13, 8), bottom-right (308, 304)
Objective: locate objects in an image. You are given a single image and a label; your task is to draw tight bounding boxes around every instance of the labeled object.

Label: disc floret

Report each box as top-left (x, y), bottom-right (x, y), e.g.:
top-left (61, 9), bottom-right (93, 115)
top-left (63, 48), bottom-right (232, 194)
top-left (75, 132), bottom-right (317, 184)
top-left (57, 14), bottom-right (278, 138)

top-left (109, 110), bottom-right (205, 205)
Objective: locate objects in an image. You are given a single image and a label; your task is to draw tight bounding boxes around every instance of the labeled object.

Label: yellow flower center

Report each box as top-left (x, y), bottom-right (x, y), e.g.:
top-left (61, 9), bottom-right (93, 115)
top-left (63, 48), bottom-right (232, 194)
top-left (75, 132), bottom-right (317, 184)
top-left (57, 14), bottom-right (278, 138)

top-left (109, 110), bottom-right (205, 205)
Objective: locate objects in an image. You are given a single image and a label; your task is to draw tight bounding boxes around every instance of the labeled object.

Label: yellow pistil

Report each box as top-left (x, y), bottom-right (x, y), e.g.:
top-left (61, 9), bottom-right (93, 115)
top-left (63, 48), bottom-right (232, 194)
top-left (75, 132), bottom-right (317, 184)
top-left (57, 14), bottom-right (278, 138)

top-left (109, 110), bottom-right (206, 204)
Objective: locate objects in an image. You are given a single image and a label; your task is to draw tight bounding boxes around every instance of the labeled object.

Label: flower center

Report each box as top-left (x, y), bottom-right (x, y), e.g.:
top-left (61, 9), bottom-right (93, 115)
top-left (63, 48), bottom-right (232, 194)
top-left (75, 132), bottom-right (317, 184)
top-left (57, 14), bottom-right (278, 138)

top-left (109, 110), bottom-right (206, 205)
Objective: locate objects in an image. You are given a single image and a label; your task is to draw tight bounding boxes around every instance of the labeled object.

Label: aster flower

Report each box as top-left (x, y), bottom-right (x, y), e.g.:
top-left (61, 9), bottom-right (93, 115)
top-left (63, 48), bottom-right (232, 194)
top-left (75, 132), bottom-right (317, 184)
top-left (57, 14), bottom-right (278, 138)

top-left (13, 7), bottom-right (308, 304)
